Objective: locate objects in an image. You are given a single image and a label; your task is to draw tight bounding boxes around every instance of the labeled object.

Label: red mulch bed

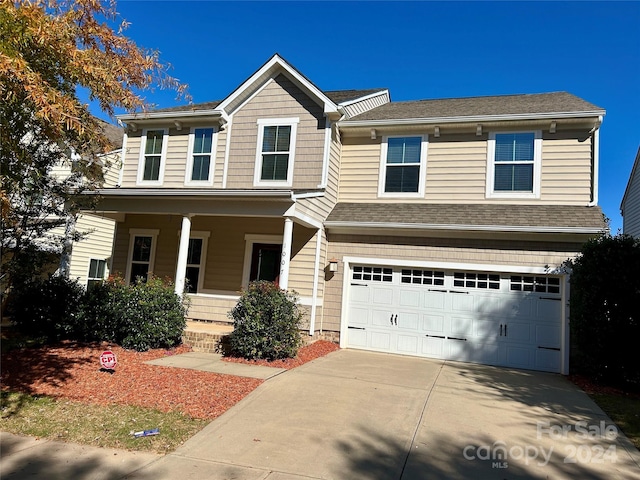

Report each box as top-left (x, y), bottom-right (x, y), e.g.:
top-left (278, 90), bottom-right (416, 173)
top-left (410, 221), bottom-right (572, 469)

top-left (222, 340), bottom-right (340, 369)
top-left (1, 340), bottom-right (339, 420)
top-left (569, 374), bottom-right (640, 400)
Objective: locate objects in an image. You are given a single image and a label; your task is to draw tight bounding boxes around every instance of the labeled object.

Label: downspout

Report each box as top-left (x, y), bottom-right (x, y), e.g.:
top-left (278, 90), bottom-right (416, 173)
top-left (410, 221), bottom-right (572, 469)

top-left (117, 132), bottom-right (127, 187)
top-left (222, 116), bottom-right (233, 189)
top-left (318, 117), bottom-right (332, 188)
top-left (589, 116), bottom-right (602, 207)
top-left (309, 227), bottom-right (322, 336)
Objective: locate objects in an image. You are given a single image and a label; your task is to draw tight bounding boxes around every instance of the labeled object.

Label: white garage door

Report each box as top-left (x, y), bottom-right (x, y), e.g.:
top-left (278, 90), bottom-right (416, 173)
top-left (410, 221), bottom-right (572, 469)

top-left (346, 265), bottom-right (563, 373)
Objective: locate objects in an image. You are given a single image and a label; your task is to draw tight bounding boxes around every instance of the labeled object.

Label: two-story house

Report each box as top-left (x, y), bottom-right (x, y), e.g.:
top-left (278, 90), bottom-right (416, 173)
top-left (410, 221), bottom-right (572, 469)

top-left (90, 54), bottom-right (606, 374)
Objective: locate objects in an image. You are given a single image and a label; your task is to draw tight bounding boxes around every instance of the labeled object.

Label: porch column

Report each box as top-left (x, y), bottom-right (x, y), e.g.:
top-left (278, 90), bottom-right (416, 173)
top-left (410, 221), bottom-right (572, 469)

top-left (175, 214), bottom-right (192, 295)
top-left (279, 217), bottom-right (294, 290)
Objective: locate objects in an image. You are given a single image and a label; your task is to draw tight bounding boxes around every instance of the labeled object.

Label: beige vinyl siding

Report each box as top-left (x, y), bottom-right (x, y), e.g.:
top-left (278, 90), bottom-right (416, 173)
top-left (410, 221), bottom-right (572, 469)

top-left (214, 128), bottom-right (227, 188)
top-left (540, 132), bottom-right (592, 204)
top-left (425, 134), bottom-right (488, 202)
top-left (338, 130), bottom-right (594, 205)
top-left (158, 128), bottom-right (189, 187)
top-left (226, 74), bottom-right (325, 189)
top-left (327, 124), bottom-right (342, 202)
top-left (623, 159), bottom-right (640, 237)
top-left (338, 136), bottom-right (380, 201)
top-left (119, 131), bottom-right (141, 187)
top-left (321, 234), bottom-right (584, 333)
top-left (288, 225), bottom-right (319, 298)
top-left (68, 214), bottom-right (116, 286)
top-left (102, 151), bottom-right (121, 187)
top-left (186, 295), bottom-right (237, 323)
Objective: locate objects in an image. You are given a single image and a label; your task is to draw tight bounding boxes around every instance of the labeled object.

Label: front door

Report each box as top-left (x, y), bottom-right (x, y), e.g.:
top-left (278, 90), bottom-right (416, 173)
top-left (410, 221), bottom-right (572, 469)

top-left (249, 243), bottom-right (282, 283)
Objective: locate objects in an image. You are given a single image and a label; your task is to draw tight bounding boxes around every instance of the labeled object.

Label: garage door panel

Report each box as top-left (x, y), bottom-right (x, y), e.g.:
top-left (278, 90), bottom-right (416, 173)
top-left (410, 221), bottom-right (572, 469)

top-left (473, 319), bottom-right (500, 342)
top-left (534, 298), bottom-right (562, 323)
top-left (350, 285), bottom-right (371, 304)
top-left (505, 296), bottom-right (534, 320)
top-left (372, 309), bottom-right (395, 328)
top-left (370, 331), bottom-right (391, 350)
top-left (398, 312), bottom-right (419, 331)
top-left (450, 315), bottom-right (472, 336)
top-left (422, 337), bottom-right (446, 357)
top-left (451, 294), bottom-right (474, 313)
top-left (423, 291), bottom-right (446, 310)
top-left (505, 345), bottom-right (533, 368)
top-left (535, 324), bottom-right (561, 348)
top-left (535, 348), bottom-right (561, 372)
top-left (347, 328), bottom-right (368, 347)
top-left (423, 314), bottom-right (445, 334)
top-left (504, 321), bottom-right (532, 343)
top-left (371, 286), bottom-right (394, 305)
top-left (399, 289), bottom-right (421, 308)
top-left (396, 335), bottom-right (419, 354)
top-left (348, 306), bottom-right (369, 327)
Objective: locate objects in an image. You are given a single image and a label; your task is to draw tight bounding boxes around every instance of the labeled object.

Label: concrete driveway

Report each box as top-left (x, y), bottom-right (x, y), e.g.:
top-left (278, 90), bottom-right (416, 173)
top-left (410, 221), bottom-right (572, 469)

top-left (130, 349), bottom-right (639, 479)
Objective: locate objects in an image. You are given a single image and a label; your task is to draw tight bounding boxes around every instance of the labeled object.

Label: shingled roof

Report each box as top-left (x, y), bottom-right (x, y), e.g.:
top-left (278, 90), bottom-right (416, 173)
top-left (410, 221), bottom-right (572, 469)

top-left (324, 89), bottom-right (387, 104)
top-left (345, 91), bottom-right (604, 122)
top-left (325, 203), bottom-right (606, 232)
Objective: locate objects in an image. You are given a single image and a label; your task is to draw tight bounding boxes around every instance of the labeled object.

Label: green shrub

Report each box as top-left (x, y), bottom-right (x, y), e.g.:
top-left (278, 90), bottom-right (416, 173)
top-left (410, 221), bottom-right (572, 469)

top-left (567, 234), bottom-right (640, 389)
top-left (228, 281), bottom-right (303, 360)
top-left (82, 276), bottom-right (188, 351)
top-left (9, 275), bottom-right (85, 341)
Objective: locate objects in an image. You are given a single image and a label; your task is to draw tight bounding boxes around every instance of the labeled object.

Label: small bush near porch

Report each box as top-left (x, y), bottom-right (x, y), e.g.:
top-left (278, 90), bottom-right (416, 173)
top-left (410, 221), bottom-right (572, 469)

top-left (228, 281), bottom-right (302, 361)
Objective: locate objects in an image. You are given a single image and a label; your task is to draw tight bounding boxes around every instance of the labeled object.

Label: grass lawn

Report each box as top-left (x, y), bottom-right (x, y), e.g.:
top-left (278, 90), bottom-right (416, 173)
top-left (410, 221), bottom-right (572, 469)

top-left (587, 392), bottom-right (640, 450)
top-left (1, 391), bottom-right (208, 454)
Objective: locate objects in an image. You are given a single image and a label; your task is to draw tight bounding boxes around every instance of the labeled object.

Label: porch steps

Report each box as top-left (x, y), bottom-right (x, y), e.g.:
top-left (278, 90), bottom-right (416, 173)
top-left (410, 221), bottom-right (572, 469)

top-left (182, 321), bottom-right (233, 354)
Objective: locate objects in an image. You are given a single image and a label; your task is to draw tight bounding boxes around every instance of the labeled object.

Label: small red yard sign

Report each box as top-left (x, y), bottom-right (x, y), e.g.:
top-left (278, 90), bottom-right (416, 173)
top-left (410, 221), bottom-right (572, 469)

top-left (100, 350), bottom-right (117, 370)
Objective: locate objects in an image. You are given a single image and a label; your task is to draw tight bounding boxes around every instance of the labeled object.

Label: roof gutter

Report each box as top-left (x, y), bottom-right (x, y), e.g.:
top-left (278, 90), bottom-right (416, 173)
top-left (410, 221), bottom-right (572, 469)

top-left (117, 109), bottom-right (224, 122)
top-left (337, 110), bottom-right (606, 128)
top-left (324, 220), bottom-right (604, 235)
top-left (91, 188), bottom-right (295, 200)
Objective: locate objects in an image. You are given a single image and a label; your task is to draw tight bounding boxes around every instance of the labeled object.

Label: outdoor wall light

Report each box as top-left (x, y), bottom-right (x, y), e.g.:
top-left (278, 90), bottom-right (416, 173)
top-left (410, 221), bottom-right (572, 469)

top-left (329, 258), bottom-right (339, 272)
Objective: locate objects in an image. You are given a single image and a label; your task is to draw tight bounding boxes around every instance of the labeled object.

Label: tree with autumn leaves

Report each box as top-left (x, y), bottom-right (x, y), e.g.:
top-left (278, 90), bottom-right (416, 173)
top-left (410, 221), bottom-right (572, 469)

top-left (0, 0), bottom-right (187, 307)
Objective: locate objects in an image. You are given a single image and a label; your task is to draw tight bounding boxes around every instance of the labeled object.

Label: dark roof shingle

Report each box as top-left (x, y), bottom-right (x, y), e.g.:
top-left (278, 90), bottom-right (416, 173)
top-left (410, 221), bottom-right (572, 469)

top-left (326, 203), bottom-right (606, 231)
top-left (347, 92), bottom-right (604, 122)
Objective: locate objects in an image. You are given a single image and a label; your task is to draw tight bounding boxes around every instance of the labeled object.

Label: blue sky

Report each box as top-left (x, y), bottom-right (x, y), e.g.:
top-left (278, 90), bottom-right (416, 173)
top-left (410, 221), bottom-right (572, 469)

top-left (104, 1), bottom-right (639, 232)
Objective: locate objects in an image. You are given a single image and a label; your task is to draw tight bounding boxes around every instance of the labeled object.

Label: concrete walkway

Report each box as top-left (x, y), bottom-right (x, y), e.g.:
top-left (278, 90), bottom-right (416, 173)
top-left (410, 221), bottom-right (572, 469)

top-left (2, 350), bottom-right (639, 479)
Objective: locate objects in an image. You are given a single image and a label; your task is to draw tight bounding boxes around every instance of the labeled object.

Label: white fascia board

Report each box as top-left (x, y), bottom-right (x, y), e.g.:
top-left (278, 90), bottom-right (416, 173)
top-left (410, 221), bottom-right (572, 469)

top-left (93, 188), bottom-right (294, 199)
top-left (342, 256), bottom-right (565, 275)
top-left (217, 54), bottom-right (338, 115)
top-left (337, 90), bottom-right (390, 107)
top-left (324, 220), bottom-right (603, 235)
top-left (337, 110), bottom-right (606, 129)
top-left (291, 191), bottom-right (325, 200)
top-left (283, 204), bottom-right (323, 229)
top-left (117, 110), bottom-right (223, 121)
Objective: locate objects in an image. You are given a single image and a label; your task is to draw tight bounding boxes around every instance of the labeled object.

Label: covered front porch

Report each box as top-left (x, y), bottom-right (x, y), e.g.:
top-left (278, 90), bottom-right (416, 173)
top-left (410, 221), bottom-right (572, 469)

top-left (91, 189), bottom-right (328, 335)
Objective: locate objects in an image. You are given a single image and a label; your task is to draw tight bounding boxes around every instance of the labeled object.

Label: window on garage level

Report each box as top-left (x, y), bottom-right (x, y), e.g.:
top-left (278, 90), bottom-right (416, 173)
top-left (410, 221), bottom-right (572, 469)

top-left (453, 272), bottom-right (500, 289)
top-left (352, 266), bottom-right (393, 282)
top-left (510, 276), bottom-right (560, 294)
top-left (401, 269), bottom-right (445, 286)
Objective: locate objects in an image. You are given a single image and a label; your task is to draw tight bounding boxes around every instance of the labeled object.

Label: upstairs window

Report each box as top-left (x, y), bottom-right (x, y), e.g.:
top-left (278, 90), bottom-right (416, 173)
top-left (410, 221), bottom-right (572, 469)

top-left (487, 131), bottom-right (541, 198)
top-left (138, 129), bottom-right (167, 185)
top-left (186, 127), bottom-right (215, 185)
top-left (254, 118), bottom-right (298, 186)
top-left (379, 136), bottom-right (427, 197)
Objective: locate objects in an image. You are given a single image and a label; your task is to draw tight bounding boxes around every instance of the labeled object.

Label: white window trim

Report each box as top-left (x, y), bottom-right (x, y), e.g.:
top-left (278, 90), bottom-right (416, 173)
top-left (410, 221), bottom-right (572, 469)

top-left (486, 130), bottom-right (542, 199)
top-left (125, 228), bottom-right (159, 284)
top-left (253, 117), bottom-right (299, 187)
top-left (241, 234), bottom-right (283, 288)
top-left (86, 258), bottom-right (108, 288)
top-left (136, 128), bottom-right (169, 186)
top-left (184, 126), bottom-right (217, 187)
top-left (377, 134), bottom-right (428, 198)
top-left (177, 230), bottom-right (210, 293)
